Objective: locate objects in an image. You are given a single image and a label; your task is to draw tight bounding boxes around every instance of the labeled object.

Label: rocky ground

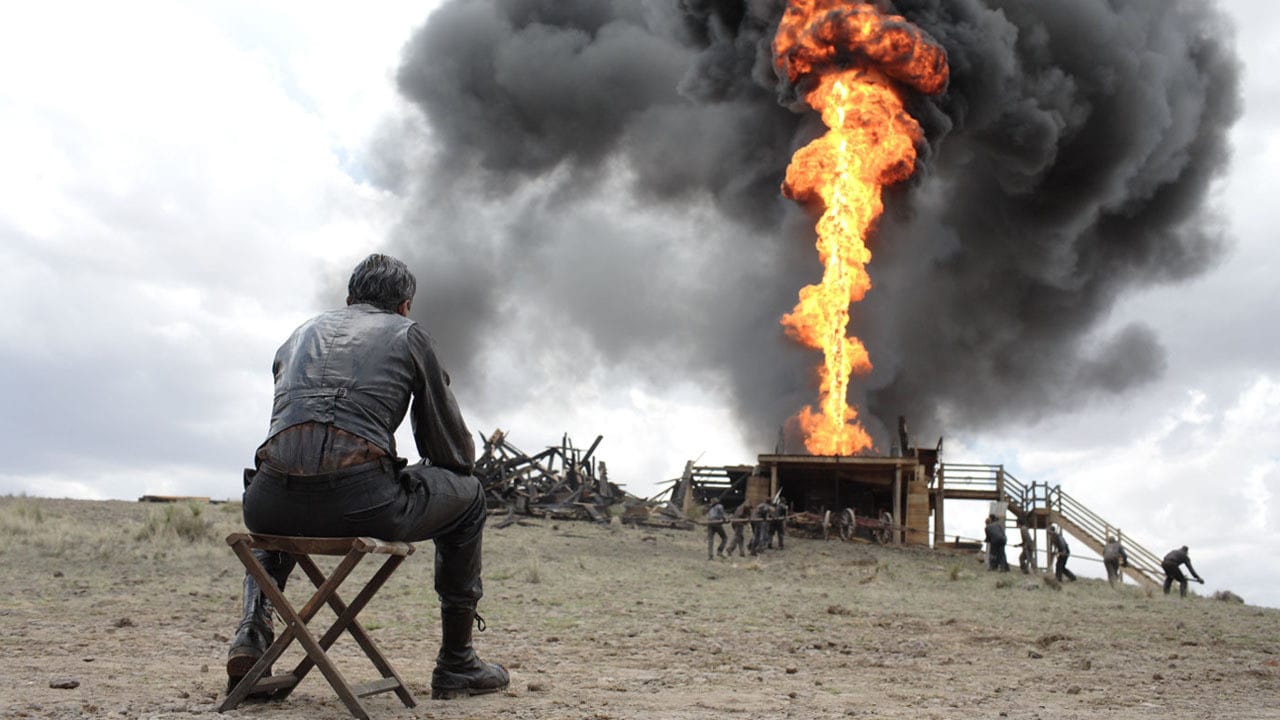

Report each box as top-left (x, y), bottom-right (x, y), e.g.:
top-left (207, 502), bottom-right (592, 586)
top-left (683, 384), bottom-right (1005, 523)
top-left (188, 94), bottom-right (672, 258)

top-left (1, 496), bottom-right (1278, 719)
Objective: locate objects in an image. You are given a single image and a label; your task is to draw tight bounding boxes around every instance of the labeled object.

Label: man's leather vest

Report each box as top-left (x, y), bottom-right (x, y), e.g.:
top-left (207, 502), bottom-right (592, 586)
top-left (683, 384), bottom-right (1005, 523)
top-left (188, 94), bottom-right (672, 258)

top-left (264, 304), bottom-right (415, 457)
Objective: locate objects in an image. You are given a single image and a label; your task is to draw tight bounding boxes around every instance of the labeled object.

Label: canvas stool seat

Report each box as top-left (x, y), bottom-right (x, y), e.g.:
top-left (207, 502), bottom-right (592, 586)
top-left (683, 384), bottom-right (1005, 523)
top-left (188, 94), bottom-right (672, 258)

top-left (218, 532), bottom-right (417, 719)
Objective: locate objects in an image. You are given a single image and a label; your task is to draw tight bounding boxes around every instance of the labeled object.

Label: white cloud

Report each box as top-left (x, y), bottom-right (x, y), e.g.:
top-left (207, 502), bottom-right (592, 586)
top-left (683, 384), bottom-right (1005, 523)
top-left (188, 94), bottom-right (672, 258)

top-left (0, 1), bottom-right (416, 498)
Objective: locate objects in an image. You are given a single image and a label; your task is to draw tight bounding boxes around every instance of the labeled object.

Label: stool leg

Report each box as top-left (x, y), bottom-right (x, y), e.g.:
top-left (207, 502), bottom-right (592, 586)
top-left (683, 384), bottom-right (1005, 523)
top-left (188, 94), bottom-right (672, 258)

top-left (220, 545), bottom-right (297, 711)
top-left (284, 553), bottom-right (416, 708)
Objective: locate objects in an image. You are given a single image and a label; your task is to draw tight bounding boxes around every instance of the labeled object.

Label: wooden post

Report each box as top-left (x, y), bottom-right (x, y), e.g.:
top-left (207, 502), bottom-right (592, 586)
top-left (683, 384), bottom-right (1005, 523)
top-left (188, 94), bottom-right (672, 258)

top-left (892, 465), bottom-right (902, 546)
top-left (680, 461), bottom-right (695, 516)
top-left (934, 464), bottom-right (945, 547)
top-left (996, 465), bottom-right (1005, 503)
top-left (770, 463), bottom-right (778, 498)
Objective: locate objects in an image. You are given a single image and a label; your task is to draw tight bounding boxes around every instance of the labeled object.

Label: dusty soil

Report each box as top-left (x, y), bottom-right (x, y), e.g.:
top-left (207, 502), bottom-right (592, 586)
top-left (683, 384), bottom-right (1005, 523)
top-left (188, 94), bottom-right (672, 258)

top-left (2, 497), bottom-right (1278, 719)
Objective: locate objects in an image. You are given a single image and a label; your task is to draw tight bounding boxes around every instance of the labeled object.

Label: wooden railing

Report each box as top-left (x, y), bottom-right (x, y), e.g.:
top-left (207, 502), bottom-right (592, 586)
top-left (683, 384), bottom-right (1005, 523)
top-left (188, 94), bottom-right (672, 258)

top-left (1047, 486), bottom-right (1162, 587)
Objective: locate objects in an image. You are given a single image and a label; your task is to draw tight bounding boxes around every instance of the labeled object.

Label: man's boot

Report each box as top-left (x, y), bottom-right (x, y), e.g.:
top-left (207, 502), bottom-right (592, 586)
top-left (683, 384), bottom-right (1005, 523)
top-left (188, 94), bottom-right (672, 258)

top-left (226, 550), bottom-right (293, 694)
top-left (226, 573), bottom-right (274, 692)
top-left (431, 607), bottom-right (509, 699)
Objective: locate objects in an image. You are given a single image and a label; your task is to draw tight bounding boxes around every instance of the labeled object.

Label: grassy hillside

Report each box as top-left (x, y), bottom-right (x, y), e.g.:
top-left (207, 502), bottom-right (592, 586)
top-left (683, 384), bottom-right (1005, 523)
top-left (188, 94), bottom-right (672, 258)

top-left (1, 496), bottom-right (1277, 719)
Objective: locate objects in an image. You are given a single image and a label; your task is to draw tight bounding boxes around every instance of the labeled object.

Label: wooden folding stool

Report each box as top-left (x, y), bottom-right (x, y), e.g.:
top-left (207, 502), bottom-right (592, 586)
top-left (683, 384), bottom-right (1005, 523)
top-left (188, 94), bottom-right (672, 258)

top-left (218, 533), bottom-right (417, 719)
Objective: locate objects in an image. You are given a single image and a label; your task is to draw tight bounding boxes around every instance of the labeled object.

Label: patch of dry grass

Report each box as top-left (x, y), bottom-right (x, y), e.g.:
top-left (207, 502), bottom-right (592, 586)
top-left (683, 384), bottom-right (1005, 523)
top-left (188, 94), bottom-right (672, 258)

top-left (135, 502), bottom-right (216, 543)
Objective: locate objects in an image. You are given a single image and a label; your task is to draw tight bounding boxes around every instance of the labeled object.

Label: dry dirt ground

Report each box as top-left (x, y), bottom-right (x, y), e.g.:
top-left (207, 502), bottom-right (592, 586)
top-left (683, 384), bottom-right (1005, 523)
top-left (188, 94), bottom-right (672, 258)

top-left (2, 497), bottom-right (1278, 720)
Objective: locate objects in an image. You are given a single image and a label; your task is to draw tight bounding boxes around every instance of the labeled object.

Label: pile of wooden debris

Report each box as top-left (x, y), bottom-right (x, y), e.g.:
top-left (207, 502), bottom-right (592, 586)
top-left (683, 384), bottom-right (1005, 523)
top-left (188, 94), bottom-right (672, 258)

top-left (476, 430), bottom-right (693, 530)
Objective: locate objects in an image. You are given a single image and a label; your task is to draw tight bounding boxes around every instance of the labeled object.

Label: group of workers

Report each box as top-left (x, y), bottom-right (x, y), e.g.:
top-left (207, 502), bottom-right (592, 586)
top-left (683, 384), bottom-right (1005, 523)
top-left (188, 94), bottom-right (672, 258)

top-left (708, 501), bottom-right (1209, 599)
top-left (984, 514), bottom-right (1205, 596)
top-left (704, 498), bottom-right (787, 559)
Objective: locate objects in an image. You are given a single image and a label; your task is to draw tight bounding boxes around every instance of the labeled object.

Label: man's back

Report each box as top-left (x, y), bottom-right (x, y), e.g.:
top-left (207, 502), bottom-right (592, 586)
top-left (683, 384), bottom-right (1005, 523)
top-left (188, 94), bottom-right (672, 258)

top-left (265, 304), bottom-right (473, 471)
top-left (986, 519), bottom-right (1006, 544)
top-left (1103, 541), bottom-right (1126, 562)
top-left (268, 305), bottom-right (416, 453)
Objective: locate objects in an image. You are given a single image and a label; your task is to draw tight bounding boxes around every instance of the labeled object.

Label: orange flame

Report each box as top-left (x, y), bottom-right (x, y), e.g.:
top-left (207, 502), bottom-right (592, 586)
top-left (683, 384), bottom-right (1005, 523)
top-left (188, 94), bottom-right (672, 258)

top-left (773, 0), bottom-right (948, 455)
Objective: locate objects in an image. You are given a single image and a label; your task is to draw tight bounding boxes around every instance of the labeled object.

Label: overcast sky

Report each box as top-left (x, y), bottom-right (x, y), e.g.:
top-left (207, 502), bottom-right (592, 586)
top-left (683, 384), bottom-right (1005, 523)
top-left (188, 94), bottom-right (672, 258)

top-left (1, 1), bottom-right (1276, 606)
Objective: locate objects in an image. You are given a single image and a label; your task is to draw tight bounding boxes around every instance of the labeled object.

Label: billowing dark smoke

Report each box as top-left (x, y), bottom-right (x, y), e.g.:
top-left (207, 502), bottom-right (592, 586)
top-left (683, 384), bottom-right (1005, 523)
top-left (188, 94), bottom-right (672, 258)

top-left (382, 0), bottom-right (1241, 451)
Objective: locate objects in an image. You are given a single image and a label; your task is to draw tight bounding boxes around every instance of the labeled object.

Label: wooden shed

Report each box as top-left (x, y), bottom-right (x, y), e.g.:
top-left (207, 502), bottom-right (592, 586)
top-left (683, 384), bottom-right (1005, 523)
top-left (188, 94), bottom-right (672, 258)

top-left (756, 449), bottom-right (937, 546)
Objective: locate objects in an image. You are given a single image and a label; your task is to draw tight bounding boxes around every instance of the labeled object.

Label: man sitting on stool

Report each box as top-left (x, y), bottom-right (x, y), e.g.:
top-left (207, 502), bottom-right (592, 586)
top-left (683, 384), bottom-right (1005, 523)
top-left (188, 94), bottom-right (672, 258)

top-left (226, 253), bottom-right (508, 700)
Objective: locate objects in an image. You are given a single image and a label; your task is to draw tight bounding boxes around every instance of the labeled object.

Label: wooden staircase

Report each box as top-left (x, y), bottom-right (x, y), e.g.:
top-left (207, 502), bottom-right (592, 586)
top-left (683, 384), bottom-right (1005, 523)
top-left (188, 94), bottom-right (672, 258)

top-left (936, 464), bottom-right (1163, 588)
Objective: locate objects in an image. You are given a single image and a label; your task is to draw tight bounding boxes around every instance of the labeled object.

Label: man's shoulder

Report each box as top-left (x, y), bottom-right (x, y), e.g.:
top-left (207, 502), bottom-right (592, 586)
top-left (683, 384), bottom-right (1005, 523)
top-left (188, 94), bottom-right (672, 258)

top-left (288, 306), bottom-right (417, 351)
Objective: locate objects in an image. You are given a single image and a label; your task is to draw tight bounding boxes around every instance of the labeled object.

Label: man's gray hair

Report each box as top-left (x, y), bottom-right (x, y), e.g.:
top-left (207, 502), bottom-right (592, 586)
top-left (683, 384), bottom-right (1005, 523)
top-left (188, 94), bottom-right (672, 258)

top-left (347, 253), bottom-right (417, 313)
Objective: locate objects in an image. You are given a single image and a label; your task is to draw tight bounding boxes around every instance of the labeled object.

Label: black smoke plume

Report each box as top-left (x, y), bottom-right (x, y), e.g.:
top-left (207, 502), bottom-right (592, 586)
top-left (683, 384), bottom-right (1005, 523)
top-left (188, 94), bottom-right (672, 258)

top-left (381, 0), bottom-right (1241, 451)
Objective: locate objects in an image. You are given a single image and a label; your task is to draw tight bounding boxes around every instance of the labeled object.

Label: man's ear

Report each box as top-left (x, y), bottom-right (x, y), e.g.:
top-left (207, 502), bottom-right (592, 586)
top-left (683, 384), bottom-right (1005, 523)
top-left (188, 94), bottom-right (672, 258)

top-left (397, 299), bottom-right (412, 317)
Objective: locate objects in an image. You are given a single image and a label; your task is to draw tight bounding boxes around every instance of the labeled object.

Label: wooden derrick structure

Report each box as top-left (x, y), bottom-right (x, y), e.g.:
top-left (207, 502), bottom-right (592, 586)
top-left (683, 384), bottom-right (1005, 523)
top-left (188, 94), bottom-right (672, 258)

top-left (754, 445), bottom-right (939, 547)
top-left (654, 438), bottom-right (940, 545)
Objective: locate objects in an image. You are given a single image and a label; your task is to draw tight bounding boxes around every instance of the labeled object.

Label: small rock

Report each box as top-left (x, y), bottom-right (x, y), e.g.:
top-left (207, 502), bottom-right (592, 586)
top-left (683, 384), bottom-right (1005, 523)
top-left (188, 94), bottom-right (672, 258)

top-left (1153, 673), bottom-right (1164, 680)
top-left (53, 571), bottom-right (64, 578)
top-left (200, 664), bottom-right (208, 673)
top-left (785, 667), bottom-right (797, 674)
top-left (527, 682), bottom-right (546, 692)
top-left (113, 617), bottom-right (134, 628)
top-left (81, 657), bottom-right (94, 663)
top-left (49, 678), bottom-right (80, 690)
top-left (177, 690), bottom-right (190, 699)
top-left (1035, 633), bottom-right (1068, 649)
top-left (788, 691), bottom-right (797, 698)
top-left (1066, 686), bottom-right (1081, 695)
top-left (1027, 651), bottom-right (1043, 659)
top-left (1077, 659), bottom-right (1092, 671)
